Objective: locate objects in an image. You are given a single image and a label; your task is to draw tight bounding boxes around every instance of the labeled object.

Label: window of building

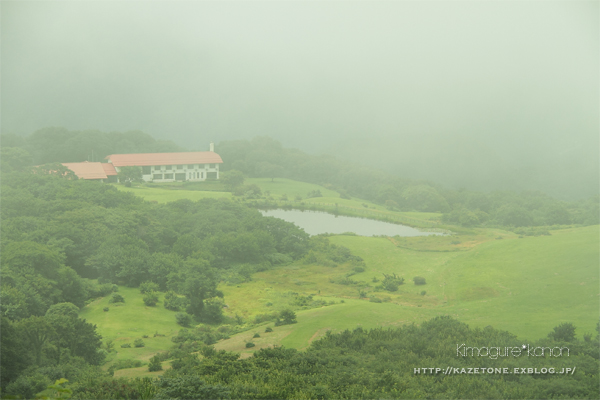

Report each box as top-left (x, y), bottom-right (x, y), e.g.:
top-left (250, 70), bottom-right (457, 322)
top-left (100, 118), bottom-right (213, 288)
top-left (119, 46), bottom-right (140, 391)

top-left (164, 173), bottom-right (173, 179)
top-left (201, 172), bottom-right (204, 179)
top-left (153, 174), bottom-right (163, 180)
top-left (210, 164), bottom-right (215, 168)
top-left (165, 165), bottom-right (172, 170)
top-left (188, 164), bottom-right (194, 169)
top-left (142, 166), bottom-right (151, 174)
top-left (154, 166), bottom-right (161, 171)
top-left (177, 165), bottom-right (183, 170)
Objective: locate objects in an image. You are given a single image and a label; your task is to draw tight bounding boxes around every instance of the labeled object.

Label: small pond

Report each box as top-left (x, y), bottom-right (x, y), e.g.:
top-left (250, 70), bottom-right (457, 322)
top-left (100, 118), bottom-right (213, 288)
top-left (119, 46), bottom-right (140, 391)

top-left (260, 209), bottom-right (443, 237)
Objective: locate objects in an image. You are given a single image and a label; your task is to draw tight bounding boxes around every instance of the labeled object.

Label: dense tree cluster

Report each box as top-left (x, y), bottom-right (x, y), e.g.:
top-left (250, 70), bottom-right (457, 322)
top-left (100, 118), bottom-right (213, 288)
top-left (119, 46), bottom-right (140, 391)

top-left (217, 137), bottom-right (599, 228)
top-left (0, 159), bottom-right (311, 392)
top-left (1, 127), bottom-right (182, 167)
top-left (45, 316), bottom-right (599, 399)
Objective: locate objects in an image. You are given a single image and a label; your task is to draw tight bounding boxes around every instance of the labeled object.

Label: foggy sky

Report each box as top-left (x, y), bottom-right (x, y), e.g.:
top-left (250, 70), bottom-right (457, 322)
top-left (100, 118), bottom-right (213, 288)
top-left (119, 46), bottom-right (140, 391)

top-left (2, 1), bottom-right (598, 199)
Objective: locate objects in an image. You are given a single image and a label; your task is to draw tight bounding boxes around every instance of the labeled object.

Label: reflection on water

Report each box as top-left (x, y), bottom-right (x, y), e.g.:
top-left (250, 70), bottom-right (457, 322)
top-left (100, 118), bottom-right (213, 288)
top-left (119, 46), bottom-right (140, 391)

top-left (260, 209), bottom-right (443, 237)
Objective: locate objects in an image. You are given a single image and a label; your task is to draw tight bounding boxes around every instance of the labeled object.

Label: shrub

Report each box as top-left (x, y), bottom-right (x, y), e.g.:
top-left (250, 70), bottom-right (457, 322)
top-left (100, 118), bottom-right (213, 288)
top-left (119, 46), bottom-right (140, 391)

top-left (139, 281), bottom-right (159, 294)
top-left (143, 291), bottom-right (159, 306)
top-left (382, 273), bottom-right (404, 292)
top-left (134, 339), bottom-right (145, 348)
top-left (142, 335), bottom-right (149, 338)
top-left (148, 355), bottom-right (162, 372)
top-left (245, 342), bottom-right (255, 348)
top-left (112, 359), bottom-right (142, 370)
top-left (200, 297), bottom-right (224, 324)
top-left (353, 266), bottom-right (365, 273)
top-left (421, 291), bottom-right (427, 296)
top-left (275, 309), bottom-right (297, 326)
top-left (253, 333), bottom-right (260, 338)
top-left (413, 276), bottom-right (427, 285)
top-left (120, 343), bottom-right (131, 348)
top-left (103, 307), bottom-right (109, 312)
top-left (265, 327), bottom-right (273, 333)
top-left (176, 312), bottom-right (192, 327)
top-left (548, 323), bottom-right (576, 342)
top-left (369, 297), bottom-right (382, 303)
top-left (109, 293), bottom-right (125, 303)
top-left (164, 291), bottom-right (187, 311)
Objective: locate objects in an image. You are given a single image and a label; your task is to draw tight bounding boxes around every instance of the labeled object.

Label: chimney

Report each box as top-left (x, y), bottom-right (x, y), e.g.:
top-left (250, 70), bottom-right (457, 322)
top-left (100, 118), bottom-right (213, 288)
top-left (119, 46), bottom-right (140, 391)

top-left (210, 142), bottom-right (214, 152)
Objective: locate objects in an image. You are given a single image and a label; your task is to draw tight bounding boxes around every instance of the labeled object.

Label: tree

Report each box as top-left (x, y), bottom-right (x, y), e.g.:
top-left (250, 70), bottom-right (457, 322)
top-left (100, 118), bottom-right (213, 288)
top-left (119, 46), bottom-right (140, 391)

top-left (16, 316), bottom-right (55, 365)
top-left (0, 147), bottom-right (33, 171)
top-left (381, 273), bottom-right (404, 292)
top-left (139, 281), bottom-right (160, 294)
top-left (201, 297), bottom-right (224, 324)
top-left (276, 309), bottom-right (297, 326)
top-left (221, 170), bottom-right (245, 190)
top-left (117, 166), bottom-right (143, 183)
top-left (548, 323), bottom-right (576, 342)
top-left (143, 291), bottom-right (159, 307)
top-left (256, 162), bottom-right (284, 182)
top-left (148, 355), bottom-right (163, 372)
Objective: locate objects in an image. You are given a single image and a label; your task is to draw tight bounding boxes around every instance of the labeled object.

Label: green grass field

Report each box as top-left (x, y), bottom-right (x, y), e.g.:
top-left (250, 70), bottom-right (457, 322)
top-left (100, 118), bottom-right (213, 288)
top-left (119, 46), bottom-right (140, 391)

top-left (93, 179), bottom-right (599, 375)
top-left (79, 286), bottom-right (182, 375)
top-left (114, 179), bottom-right (443, 228)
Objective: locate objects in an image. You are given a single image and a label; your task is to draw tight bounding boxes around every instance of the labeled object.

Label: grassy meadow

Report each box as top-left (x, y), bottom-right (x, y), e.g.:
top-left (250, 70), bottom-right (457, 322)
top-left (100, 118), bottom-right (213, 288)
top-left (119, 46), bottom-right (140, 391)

top-left (83, 179), bottom-right (599, 376)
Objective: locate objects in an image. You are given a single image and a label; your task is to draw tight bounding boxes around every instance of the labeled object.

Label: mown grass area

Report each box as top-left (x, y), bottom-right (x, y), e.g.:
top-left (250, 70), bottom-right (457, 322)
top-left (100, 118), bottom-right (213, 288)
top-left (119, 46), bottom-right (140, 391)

top-left (116, 185), bottom-right (232, 203)
top-left (114, 178), bottom-right (443, 228)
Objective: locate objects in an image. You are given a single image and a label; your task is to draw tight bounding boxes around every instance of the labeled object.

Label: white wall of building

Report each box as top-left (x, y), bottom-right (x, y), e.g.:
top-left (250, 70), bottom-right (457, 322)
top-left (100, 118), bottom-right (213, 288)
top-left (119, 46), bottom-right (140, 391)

top-left (115, 163), bottom-right (220, 183)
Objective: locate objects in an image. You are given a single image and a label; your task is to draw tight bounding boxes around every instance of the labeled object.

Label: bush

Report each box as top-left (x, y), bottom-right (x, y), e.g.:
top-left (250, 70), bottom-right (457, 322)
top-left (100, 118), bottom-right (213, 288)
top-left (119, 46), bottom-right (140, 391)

top-left (164, 291), bottom-right (187, 311)
top-left (421, 291), bottom-right (427, 296)
top-left (103, 307), bottom-right (109, 312)
top-left (112, 359), bottom-right (143, 370)
top-left (413, 276), bottom-right (427, 285)
top-left (143, 291), bottom-right (159, 306)
top-left (139, 281), bottom-right (159, 294)
top-left (134, 339), bottom-right (145, 348)
top-left (176, 312), bottom-right (192, 327)
top-left (265, 327), bottom-right (273, 333)
top-left (369, 297), bottom-right (382, 303)
top-left (253, 333), bottom-right (260, 338)
top-left (382, 273), bottom-right (404, 292)
top-left (120, 343), bottom-right (131, 348)
top-left (353, 266), bottom-right (365, 273)
top-left (275, 309), bottom-right (297, 326)
top-left (148, 355), bottom-right (163, 372)
top-left (109, 293), bottom-right (125, 303)
top-left (200, 297), bottom-right (224, 324)
top-left (548, 323), bottom-right (576, 342)
top-left (245, 342), bottom-right (255, 348)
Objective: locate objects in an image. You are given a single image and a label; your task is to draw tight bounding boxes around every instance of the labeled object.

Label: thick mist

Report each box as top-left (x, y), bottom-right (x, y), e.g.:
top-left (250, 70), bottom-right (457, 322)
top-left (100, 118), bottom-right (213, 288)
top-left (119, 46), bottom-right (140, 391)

top-left (2, 1), bottom-right (597, 199)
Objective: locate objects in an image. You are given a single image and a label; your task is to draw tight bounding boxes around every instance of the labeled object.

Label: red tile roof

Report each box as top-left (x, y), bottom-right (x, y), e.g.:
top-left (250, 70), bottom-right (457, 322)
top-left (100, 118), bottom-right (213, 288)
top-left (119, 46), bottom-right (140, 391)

top-left (105, 152), bottom-right (223, 167)
top-left (62, 162), bottom-right (110, 180)
top-left (101, 163), bottom-right (118, 176)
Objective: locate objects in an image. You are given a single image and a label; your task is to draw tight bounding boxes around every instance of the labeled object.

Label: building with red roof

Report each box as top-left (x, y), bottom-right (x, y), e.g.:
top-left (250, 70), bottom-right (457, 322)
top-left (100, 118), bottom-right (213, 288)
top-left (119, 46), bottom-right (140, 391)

top-left (61, 162), bottom-right (118, 182)
top-left (105, 143), bottom-right (223, 182)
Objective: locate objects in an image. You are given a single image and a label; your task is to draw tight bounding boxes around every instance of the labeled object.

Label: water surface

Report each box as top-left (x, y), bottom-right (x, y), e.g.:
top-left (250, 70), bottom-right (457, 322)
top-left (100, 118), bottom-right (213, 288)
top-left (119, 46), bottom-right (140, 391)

top-left (260, 209), bottom-right (442, 237)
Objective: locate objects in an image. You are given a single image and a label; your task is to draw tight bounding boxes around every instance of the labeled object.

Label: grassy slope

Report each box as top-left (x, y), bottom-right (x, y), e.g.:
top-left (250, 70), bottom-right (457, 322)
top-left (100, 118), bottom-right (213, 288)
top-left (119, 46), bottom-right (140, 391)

top-left (79, 287), bottom-right (181, 375)
top-left (114, 179), bottom-right (442, 227)
top-left (216, 226), bottom-right (598, 353)
top-left (96, 179), bottom-right (598, 370)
